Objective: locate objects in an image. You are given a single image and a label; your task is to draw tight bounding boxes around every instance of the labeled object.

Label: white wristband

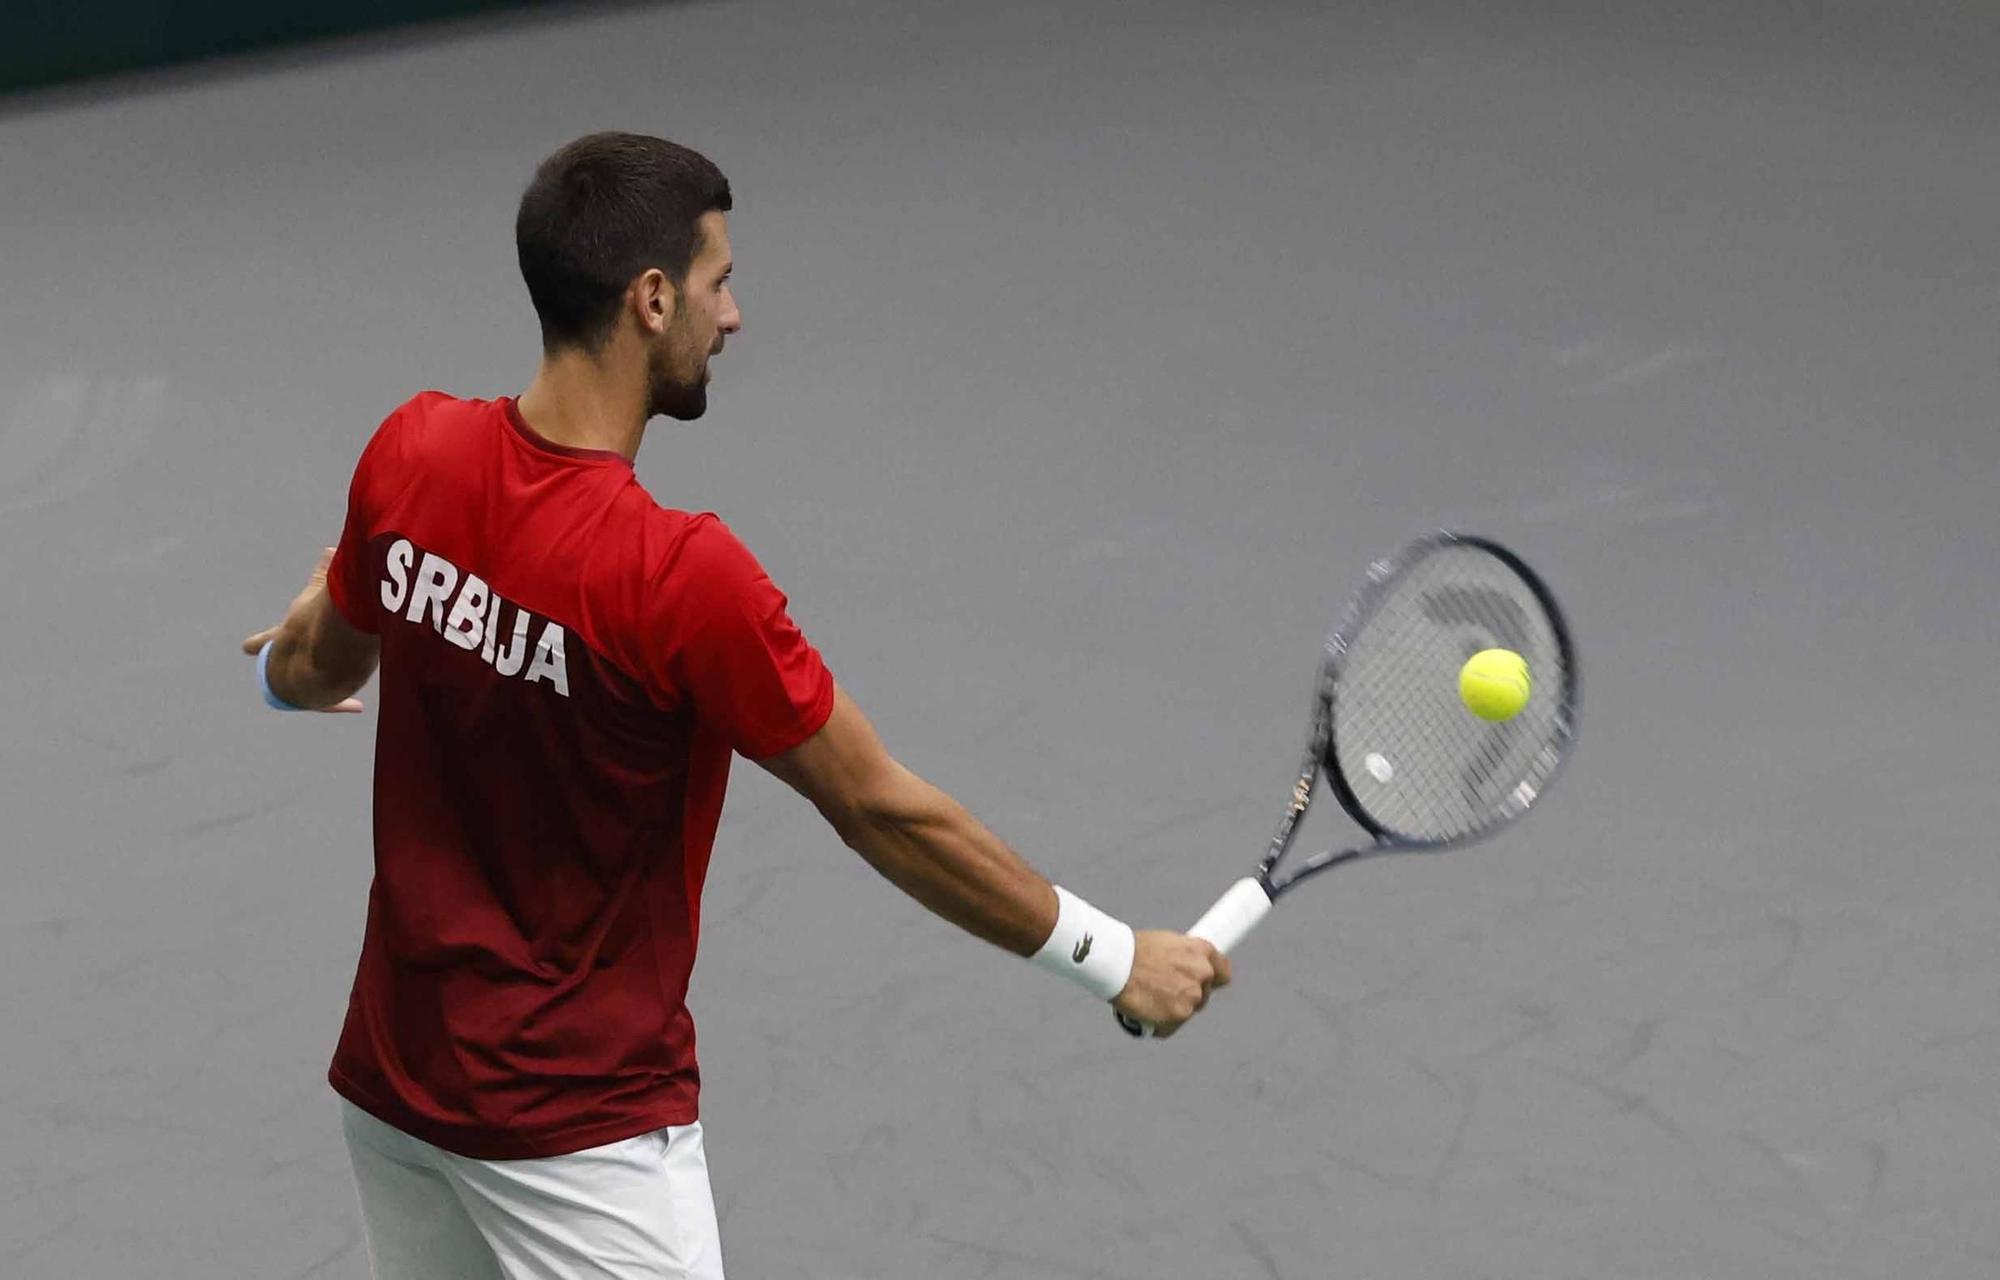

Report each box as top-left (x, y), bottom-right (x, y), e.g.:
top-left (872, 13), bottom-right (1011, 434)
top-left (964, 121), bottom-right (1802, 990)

top-left (1031, 886), bottom-right (1136, 1003)
top-left (257, 639), bottom-right (305, 712)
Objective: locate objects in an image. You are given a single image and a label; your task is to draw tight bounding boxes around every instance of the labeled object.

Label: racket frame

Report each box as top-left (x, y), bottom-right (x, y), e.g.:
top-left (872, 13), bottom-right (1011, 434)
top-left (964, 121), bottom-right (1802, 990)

top-left (1115, 531), bottom-right (1579, 1037)
top-left (1263, 530), bottom-right (1581, 898)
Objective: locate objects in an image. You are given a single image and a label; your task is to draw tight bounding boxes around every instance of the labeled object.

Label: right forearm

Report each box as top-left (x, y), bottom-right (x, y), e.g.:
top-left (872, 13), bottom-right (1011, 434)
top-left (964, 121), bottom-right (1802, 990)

top-left (759, 683), bottom-right (1217, 1026)
top-left (836, 768), bottom-right (1058, 957)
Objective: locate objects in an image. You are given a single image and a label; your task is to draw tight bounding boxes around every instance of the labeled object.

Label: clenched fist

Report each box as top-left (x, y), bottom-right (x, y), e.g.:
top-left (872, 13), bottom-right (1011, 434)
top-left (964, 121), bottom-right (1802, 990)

top-left (1112, 931), bottom-right (1231, 1038)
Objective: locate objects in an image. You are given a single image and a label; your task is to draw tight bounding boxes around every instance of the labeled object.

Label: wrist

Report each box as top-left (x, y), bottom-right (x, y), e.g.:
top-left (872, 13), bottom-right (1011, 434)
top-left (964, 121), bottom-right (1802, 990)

top-left (257, 638), bottom-right (306, 712)
top-left (1030, 886), bottom-right (1135, 1003)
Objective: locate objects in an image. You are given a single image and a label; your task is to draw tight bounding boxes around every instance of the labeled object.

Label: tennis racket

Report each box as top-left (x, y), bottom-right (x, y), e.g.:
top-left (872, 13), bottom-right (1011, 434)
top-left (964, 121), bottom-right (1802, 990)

top-left (1117, 531), bottom-right (1580, 1037)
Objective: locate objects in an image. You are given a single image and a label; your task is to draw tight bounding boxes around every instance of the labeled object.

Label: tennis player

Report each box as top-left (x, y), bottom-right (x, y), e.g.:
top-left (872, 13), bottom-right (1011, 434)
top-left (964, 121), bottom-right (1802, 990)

top-left (240, 132), bottom-right (1229, 1280)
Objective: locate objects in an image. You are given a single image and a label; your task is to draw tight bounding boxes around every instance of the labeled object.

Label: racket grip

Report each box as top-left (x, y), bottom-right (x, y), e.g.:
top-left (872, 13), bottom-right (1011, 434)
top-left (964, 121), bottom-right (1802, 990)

top-left (1187, 877), bottom-right (1273, 955)
top-left (1115, 878), bottom-right (1272, 1039)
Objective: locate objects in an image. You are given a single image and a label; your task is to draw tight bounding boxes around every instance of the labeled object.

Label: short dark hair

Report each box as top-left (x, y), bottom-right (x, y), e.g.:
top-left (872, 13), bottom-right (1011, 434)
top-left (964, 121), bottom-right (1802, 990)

top-left (515, 132), bottom-right (733, 351)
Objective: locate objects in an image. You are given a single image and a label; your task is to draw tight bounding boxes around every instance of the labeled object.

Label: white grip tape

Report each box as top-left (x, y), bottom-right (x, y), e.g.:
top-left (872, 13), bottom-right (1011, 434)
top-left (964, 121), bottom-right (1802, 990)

top-left (1117, 877), bottom-right (1273, 1039)
top-left (1186, 877), bottom-right (1273, 956)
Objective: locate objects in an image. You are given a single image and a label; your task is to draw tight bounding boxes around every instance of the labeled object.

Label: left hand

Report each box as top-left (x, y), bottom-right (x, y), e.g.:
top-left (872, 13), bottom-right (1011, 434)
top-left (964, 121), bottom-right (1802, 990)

top-left (241, 547), bottom-right (366, 713)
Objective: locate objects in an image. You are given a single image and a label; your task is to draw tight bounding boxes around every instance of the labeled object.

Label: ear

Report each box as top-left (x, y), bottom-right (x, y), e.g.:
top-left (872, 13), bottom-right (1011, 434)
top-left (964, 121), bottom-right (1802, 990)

top-left (633, 268), bottom-right (678, 334)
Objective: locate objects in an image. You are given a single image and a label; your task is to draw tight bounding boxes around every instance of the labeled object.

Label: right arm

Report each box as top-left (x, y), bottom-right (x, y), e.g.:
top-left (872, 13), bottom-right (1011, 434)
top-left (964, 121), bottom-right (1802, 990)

top-left (757, 683), bottom-right (1230, 1034)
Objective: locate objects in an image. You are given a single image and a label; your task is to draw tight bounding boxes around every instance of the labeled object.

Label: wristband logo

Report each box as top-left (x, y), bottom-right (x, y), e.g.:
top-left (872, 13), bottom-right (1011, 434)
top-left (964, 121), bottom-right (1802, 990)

top-left (1071, 934), bottom-right (1093, 964)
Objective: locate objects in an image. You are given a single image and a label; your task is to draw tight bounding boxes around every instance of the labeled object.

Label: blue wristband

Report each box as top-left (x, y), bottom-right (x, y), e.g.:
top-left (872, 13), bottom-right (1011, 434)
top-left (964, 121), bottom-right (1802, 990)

top-left (257, 639), bottom-right (306, 712)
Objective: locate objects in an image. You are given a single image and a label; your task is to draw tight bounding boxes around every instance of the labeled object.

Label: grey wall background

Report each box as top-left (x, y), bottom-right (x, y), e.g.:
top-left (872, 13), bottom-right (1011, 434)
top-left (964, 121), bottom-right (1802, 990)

top-left (3, 2), bottom-right (1997, 1277)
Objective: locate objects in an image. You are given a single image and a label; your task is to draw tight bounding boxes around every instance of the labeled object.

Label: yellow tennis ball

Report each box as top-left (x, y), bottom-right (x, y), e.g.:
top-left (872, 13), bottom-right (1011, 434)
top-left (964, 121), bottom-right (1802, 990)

top-left (1459, 648), bottom-right (1531, 721)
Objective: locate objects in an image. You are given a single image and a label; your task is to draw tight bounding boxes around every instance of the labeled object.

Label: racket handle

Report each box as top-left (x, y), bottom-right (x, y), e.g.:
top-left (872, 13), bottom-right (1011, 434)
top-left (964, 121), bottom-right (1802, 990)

top-left (1187, 877), bottom-right (1273, 955)
top-left (1115, 878), bottom-right (1272, 1039)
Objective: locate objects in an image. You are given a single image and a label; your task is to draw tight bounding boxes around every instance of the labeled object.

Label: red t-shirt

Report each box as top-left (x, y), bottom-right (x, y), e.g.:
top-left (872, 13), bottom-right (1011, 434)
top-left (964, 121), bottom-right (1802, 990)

top-left (322, 392), bottom-right (834, 1159)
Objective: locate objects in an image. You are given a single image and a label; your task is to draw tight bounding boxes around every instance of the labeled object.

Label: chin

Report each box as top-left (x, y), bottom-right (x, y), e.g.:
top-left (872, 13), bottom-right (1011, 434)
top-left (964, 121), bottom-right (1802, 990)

top-left (648, 377), bottom-right (709, 422)
top-left (662, 391), bottom-right (708, 422)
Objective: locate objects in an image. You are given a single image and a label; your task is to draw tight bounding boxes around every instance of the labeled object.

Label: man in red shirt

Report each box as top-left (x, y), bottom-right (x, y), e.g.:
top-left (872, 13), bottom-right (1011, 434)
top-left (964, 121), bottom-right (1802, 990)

top-left (242, 132), bottom-right (1227, 1279)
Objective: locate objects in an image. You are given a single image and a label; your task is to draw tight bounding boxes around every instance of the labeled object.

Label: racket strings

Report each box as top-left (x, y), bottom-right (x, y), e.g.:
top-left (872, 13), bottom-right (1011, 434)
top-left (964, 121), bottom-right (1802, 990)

top-left (1330, 545), bottom-right (1570, 842)
top-left (1347, 606), bottom-right (1514, 818)
top-left (1381, 585), bottom-right (1559, 813)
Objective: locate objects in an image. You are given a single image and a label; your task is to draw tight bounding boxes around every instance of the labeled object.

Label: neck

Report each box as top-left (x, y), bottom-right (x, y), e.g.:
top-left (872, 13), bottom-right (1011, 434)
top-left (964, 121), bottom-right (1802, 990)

top-left (515, 343), bottom-right (649, 462)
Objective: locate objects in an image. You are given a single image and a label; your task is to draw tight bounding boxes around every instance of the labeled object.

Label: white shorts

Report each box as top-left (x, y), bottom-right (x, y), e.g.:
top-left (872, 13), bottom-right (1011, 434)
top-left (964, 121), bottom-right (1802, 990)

top-left (339, 1098), bottom-right (725, 1280)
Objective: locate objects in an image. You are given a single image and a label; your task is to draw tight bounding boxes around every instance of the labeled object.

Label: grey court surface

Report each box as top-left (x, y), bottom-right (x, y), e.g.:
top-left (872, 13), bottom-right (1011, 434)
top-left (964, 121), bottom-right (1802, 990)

top-left (4, 2), bottom-right (1998, 1277)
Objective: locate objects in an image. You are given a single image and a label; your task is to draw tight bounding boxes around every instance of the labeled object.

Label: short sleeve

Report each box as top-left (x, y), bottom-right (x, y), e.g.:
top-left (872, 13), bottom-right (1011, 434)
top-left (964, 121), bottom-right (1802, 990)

top-left (325, 496), bottom-right (377, 633)
top-left (660, 516), bottom-right (835, 758)
top-left (325, 398), bottom-right (423, 635)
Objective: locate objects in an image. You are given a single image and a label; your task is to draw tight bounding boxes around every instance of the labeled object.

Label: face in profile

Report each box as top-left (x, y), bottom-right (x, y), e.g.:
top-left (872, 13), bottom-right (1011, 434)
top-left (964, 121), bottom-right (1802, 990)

top-left (647, 210), bottom-right (741, 421)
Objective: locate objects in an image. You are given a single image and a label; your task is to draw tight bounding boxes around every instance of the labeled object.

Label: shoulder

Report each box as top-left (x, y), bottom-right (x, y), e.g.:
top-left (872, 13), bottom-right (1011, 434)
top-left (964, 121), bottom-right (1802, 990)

top-left (353, 389), bottom-right (458, 470)
top-left (629, 508), bottom-right (784, 620)
top-left (374, 389), bottom-right (495, 451)
top-left (641, 509), bottom-right (763, 581)
top-left (579, 508), bottom-right (772, 697)
top-left (352, 391), bottom-right (513, 494)
top-left (379, 388), bottom-right (458, 435)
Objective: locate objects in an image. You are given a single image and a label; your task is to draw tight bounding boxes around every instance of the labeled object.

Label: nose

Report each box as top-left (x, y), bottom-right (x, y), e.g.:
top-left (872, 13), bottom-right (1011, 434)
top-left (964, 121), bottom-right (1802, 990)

top-left (719, 288), bottom-right (742, 336)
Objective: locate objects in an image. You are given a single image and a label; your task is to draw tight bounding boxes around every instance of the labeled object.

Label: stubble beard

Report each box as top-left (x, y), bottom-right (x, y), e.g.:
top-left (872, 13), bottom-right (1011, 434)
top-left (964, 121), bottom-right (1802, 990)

top-left (647, 316), bottom-right (710, 422)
